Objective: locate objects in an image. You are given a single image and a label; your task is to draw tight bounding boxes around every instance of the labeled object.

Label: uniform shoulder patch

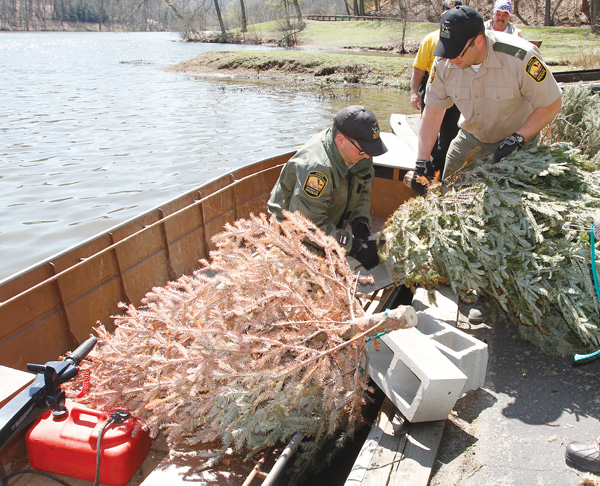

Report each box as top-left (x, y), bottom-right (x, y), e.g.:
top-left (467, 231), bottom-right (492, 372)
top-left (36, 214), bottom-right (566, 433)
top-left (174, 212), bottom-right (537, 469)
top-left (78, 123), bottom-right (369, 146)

top-left (303, 171), bottom-right (328, 198)
top-left (429, 62), bottom-right (437, 85)
top-left (525, 56), bottom-right (547, 82)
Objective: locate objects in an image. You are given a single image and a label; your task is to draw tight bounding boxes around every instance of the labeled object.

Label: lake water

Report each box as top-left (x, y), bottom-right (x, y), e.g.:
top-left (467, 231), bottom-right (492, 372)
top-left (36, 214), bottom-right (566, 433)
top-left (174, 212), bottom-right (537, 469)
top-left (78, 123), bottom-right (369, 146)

top-left (0, 31), bottom-right (413, 281)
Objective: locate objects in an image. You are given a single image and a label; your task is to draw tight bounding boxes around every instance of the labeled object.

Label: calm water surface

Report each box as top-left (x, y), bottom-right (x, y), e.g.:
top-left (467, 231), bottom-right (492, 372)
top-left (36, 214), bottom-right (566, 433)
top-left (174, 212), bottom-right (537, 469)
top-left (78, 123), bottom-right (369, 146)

top-left (0, 32), bottom-right (413, 281)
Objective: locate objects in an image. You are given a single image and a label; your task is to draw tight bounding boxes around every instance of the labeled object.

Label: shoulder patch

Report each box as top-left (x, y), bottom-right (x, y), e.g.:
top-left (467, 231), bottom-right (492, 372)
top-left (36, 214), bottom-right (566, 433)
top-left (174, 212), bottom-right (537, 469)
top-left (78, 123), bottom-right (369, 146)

top-left (493, 41), bottom-right (527, 60)
top-left (429, 62), bottom-right (437, 85)
top-left (525, 56), bottom-right (547, 82)
top-left (303, 171), bottom-right (328, 198)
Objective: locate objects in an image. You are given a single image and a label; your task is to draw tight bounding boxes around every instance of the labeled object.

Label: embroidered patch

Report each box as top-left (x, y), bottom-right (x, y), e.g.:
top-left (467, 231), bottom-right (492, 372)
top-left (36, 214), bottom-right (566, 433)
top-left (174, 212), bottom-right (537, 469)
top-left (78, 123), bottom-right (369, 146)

top-left (440, 21), bottom-right (451, 39)
top-left (303, 171), bottom-right (328, 198)
top-left (371, 123), bottom-right (381, 140)
top-left (525, 56), bottom-right (547, 82)
top-left (338, 234), bottom-right (348, 246)
top-left (429, 62), bottom-right (437, 85)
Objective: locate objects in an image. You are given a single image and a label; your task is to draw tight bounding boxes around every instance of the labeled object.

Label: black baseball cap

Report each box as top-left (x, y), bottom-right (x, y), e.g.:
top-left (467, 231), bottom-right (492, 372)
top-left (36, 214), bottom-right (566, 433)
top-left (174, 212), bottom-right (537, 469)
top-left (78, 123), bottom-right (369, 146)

top-left (433, 5), bottom-right (484, 59)
top-left (333, 105), bottom-right (387, 157)
top-left (442, 0), bottom-right (462, 11)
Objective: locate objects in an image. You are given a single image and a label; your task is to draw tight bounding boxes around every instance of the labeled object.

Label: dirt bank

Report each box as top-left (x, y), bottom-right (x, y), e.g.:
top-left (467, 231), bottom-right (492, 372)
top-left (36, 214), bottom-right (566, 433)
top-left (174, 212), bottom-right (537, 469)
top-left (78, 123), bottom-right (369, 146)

top-left (165, 50), bottom-right (414, 89)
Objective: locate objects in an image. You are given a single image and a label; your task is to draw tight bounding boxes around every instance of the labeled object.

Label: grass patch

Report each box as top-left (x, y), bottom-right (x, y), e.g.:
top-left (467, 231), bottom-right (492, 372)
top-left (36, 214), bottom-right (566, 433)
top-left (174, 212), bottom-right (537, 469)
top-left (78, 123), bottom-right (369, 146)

top-left (170, 50), bottom-right (414, 89)
top-left (237, 20), bottom-right (600, 70)
top-left (189, 20), bottom-right (600, 87)
top-left (519, 25), bottom-right (600, 69)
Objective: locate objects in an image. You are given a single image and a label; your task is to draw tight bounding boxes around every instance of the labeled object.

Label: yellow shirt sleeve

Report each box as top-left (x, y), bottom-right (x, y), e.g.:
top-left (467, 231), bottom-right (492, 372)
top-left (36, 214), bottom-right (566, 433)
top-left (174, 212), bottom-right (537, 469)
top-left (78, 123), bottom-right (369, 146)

top-left (412, 30), bottom-right (440, 73)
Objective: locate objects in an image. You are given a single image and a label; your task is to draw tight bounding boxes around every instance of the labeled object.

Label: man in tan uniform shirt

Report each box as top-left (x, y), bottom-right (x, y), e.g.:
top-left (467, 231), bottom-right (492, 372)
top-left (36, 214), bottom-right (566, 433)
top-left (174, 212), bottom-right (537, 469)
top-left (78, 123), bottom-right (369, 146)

top-left (416, 5), bottom-right (562, 181)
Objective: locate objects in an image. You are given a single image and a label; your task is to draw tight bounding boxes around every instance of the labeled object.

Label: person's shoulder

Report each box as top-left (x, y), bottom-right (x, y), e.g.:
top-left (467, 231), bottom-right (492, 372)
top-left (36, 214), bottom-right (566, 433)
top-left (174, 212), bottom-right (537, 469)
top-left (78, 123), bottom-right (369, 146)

top-left (424, 30), bottom-right (439, 42)
top-left (418, 30), bottom-right (439, 51)
top-left (489, 30), bottom-right (537, 61)
top-left (292, 132), bottom-right (336, 169)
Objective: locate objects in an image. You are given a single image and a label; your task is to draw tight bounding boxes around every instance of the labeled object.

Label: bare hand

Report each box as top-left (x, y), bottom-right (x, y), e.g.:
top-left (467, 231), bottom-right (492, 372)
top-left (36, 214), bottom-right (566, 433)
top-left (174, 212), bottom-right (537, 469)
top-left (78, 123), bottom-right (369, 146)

top-left (411, 92), bottom-right (421, 111)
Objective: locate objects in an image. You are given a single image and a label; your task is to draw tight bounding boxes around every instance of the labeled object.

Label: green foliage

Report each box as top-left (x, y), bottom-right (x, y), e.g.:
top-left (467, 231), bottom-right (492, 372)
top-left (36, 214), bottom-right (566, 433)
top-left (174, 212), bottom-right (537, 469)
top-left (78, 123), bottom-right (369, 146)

top-left (543, 84), bottom-right (600, 164)
top-left (382, 145), bottom-right (600, 355)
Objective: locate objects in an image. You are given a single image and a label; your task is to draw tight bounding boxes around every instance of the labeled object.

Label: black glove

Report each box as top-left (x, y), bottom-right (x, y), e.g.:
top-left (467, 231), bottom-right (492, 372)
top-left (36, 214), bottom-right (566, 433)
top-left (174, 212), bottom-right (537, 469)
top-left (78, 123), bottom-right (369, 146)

top-left (354, 240), bottom-right (380, 270)
top-left (493, 132), bottom-right (524, 163)
top-left (351, 217), bottom-right (371, 241)
top-left (411, 159), bottom-right (429, 196)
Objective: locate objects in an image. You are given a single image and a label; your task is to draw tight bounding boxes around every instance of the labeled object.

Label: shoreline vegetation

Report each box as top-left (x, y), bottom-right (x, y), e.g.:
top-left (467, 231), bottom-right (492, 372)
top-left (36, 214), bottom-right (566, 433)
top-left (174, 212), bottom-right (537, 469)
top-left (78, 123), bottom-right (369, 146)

top-left (167, 20), bottom-right (600, 90)
top-left (165, 50), bottom-right (415, 89)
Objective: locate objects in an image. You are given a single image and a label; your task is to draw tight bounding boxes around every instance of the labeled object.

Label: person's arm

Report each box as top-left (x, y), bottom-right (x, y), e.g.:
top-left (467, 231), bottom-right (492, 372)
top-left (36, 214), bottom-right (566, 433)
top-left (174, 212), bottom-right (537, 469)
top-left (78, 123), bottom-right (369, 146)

top-left (351, 169), bottom-right (373, 225)
top-left (411, 68), bottom-right (425, 110)
top-left (417, 105), bottom-right (446, 159)
top-left (516, 97), bottom-right (562, 141)
top-left (493, 96), bottom-right (562, 163)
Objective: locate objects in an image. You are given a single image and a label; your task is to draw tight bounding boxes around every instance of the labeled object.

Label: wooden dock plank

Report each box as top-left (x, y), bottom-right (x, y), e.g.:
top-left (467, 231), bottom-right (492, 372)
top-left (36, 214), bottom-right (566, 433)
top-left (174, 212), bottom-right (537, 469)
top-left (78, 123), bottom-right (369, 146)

top-left (389, 420), bottom-right (445, 485)
top-left (345, 399), bottom-right (407, 486)
top-left (348, 402), bottom-right (446, 486)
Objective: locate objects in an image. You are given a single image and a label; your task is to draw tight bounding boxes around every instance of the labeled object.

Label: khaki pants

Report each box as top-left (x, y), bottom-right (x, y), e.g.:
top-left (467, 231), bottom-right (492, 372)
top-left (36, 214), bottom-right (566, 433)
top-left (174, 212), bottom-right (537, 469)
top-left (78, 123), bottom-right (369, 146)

top-left (442, 128), bottom-right (540, 180)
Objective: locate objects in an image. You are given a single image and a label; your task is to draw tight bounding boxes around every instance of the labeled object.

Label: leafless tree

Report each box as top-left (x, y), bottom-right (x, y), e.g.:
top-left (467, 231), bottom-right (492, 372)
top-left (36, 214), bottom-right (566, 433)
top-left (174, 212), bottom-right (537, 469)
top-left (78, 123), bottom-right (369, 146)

top-left (239, 0), bottom-right (247, 32)
top-left (545, 0), bottom-right (552, 24)
top-left (291, 0), bottom-right (302, 23)
top-left (213, 0), bottom-right (226, 38)
top-left (512, 0), bottom-right (529, 25)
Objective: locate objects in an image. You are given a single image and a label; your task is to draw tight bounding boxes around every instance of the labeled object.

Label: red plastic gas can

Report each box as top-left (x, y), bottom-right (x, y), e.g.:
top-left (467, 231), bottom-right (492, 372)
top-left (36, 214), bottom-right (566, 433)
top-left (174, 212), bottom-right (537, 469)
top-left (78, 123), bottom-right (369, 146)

top-left (26, 400), bottom-right (151, 486)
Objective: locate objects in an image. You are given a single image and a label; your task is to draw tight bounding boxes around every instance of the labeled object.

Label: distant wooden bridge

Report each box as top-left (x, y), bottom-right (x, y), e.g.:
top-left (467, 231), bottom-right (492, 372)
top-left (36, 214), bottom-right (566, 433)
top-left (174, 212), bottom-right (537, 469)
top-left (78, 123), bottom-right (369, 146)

top-left (306, 14), bottom-right (400, 21)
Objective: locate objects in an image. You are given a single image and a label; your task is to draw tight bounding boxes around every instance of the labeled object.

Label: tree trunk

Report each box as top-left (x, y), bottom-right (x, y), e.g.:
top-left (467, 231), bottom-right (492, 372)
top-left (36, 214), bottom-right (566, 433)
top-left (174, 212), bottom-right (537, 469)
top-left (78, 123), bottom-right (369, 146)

top-left (213, 0), bottom-right (227, 40)
top-left (545, 0), bottom-right (552, 25)
top-left (282, 0), bottom-right (290, 26)
top-left (353, 0), bottom-right (358, 15)
top-left (358, 0), bottom-right (364, 16)
top-left (239, 0), bottom-right (247, 32)
top-left (593, 0), bottom-right (600, 28)
top-left (551, 0), bottom-right (565, 25)
top-left (291, 0), bottom-right (303, 24)
top-left (581, 0), bottom-right (590, 21)
top-left (98, 0), bottom-right (103, 31)
top-left (513, 0), bottom-right (529, 25)
top-left (343, 0), bottom-right (351, 15)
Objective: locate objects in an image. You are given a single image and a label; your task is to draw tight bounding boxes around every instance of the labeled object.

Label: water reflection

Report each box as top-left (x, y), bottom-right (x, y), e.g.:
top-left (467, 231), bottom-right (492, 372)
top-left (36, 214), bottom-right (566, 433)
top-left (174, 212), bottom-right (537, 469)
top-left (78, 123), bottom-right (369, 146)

top-left (0, 32), bottom-right (413, 280)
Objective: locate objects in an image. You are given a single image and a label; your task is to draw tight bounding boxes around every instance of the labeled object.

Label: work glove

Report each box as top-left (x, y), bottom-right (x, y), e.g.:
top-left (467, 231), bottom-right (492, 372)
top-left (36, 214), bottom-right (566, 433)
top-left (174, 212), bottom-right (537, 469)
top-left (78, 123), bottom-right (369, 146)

top-left (351, 217), bottom-right (371, 241)
top-left (410, 159), bottom-right (429, 196)
top-left (493, 132), bottom-right (524, 164)
top-left (427, 158), bottom-right (445, 181)
top-left (353, 240), bottom-right (380, 270)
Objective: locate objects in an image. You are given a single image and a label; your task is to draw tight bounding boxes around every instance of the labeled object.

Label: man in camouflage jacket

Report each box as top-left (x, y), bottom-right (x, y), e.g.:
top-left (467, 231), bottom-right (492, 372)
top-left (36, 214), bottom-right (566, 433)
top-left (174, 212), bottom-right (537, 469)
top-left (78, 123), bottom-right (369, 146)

top-left (268, 105), bottom-right (387, 270)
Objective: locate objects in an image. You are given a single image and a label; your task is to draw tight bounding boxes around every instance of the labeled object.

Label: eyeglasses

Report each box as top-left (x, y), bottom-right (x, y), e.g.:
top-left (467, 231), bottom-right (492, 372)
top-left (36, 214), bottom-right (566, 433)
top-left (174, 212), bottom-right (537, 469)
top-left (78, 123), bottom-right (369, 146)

top-left (346, 136), bottom-right (366, 155)
top-left (455, 36), bottom-right (477, 59)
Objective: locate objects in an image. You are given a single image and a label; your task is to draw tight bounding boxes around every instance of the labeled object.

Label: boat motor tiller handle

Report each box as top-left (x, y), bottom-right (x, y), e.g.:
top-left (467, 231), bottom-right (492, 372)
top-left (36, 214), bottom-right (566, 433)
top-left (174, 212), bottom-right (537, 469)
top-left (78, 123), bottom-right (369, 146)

top-left (0, 336), bottom-right (97, 451)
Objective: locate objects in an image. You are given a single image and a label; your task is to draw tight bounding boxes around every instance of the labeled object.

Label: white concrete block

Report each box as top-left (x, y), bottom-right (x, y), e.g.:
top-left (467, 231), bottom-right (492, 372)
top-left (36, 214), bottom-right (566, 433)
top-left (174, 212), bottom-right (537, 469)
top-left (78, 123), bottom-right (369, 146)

top-left (411, 285), bottom-right (458, 325)
top-left (416, 314), bottom-right (488, 394)
top-left (366, 328), bottom-right (467, 423)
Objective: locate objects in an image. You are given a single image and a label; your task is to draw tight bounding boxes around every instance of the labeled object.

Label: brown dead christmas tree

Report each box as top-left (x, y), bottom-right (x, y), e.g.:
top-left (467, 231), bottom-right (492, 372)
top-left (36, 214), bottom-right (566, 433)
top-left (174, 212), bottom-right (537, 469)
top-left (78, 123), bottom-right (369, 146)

top-left (67, 210), bottom-right (416, 476)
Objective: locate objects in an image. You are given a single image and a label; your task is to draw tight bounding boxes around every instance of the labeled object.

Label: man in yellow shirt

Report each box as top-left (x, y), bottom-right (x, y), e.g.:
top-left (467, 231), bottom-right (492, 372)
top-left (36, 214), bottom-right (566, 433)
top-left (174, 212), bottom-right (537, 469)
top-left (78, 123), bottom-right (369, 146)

top-left (410, 0), bottom-right (462, 195)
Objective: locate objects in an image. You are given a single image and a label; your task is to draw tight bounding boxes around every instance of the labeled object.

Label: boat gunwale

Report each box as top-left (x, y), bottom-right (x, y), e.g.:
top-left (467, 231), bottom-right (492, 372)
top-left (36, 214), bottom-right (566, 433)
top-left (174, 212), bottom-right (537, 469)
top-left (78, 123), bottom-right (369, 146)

top-left (0, 154), bottom-right (293, 309)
